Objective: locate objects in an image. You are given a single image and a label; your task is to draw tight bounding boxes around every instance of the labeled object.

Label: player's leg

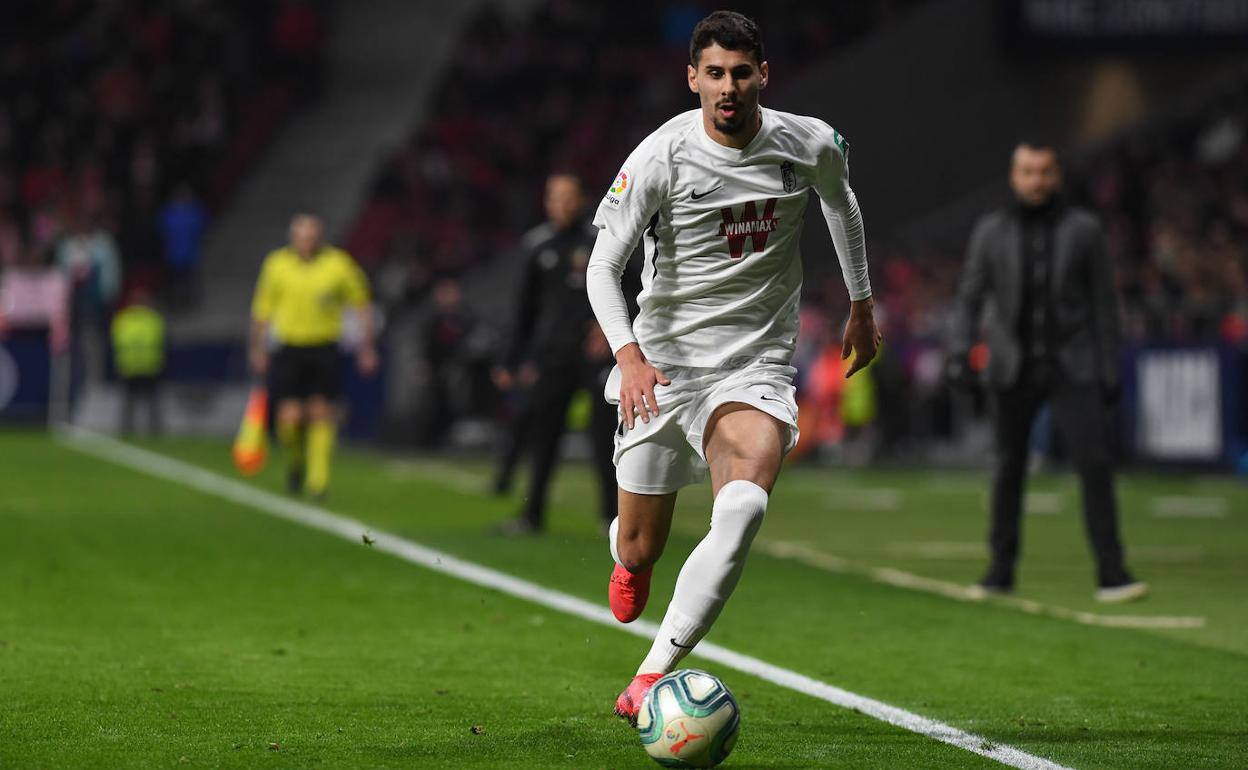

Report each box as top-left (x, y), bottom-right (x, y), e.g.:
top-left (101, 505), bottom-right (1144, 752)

top-left (270, 346), bottom-right (306, 492)
top-left (634, 404), bottom-right (782, 676)
top-left (304, 395), bottom-right (336, 498)
top-left (608, 412), bottom-right (694, 621)
top-left (610, 488), bottom-right (677, 720)
top-left (303, 344), bottom-right (342, 499)
top-left (276, 398), bottom-right (306, 492)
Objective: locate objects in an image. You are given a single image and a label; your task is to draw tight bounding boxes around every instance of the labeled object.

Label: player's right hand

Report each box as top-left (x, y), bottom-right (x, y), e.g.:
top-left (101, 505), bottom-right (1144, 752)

top-left (616, 343), bottom-right (670, 429)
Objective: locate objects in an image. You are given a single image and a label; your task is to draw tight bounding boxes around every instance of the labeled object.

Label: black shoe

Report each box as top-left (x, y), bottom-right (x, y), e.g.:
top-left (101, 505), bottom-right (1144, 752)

top-left (287, 467), bottom-right (305, 495)
top-left (489, 517), bottom-right (540, 537)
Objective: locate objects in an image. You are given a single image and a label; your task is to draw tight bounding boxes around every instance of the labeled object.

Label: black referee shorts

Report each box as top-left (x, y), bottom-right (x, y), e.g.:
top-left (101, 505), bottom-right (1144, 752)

top-left (270, 343), bottom-right (341, 402)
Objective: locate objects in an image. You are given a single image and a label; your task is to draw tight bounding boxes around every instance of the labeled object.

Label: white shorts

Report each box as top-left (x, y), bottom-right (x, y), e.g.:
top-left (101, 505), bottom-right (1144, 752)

top-left (604, 357), bottom-right (800, 495)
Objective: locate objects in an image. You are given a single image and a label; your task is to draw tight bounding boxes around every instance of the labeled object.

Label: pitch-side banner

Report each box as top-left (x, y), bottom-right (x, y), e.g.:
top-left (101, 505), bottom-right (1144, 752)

top-left (1002, 0), bottom-right (1248, 49)
top-left (1136, 348), bottom-right (1222, 461)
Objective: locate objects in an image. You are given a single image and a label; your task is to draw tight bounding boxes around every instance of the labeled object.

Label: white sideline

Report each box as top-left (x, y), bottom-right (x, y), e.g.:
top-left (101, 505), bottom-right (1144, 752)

top-left (58, 428), bottom-right (1073, 770)
top-left (759, 541), bottom-right (1205, 630)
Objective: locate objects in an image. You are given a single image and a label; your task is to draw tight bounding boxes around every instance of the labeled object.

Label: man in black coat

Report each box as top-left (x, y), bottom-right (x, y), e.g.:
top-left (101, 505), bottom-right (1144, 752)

top-left (491, 172), bottom-right (621, 535)
top-left (948, 140), bottom-right (1147, 603)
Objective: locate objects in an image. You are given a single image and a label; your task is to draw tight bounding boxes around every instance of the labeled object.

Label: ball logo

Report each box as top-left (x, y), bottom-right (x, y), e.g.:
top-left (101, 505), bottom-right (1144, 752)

top-left (604, 167), bottom-right (630, 209)
top-left (667, 720), bottom-right (705, 756)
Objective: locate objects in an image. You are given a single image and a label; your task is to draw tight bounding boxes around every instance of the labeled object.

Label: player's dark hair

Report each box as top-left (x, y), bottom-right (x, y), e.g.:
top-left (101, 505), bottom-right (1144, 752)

top-left (689, 11), bottom-right (764, 66)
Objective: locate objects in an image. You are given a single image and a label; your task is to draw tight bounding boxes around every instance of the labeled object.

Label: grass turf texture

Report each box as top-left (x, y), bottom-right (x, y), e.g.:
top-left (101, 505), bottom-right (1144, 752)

top-left (0, 431), bottom-right (1244, 768)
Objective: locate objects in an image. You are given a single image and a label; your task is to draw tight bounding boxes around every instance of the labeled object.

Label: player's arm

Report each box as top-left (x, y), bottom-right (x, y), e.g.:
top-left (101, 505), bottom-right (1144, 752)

top-left (587, 230), bottom-right (671, 429)
top-left (811, 124), bottom-right (878, 378)
top-left (249, 256), bottom-right (278, 376)
top-left (587, 148), bottom-right (670, 428)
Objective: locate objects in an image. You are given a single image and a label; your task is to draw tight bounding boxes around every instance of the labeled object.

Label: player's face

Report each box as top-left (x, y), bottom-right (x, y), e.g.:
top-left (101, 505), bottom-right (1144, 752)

top-left (289, 215), bottom-right (324, 257)
top-left (688, 44), bottom-right (768, 137)
top-left (1009, 146), bottom-right (1062, 207)
top-left (544, 175), bottom-right (584, 230)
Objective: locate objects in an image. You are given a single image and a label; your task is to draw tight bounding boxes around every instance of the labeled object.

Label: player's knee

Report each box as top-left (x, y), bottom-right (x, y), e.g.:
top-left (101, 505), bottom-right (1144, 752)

top-left (277, 402), bottom-right (303, 426)
top-left (306, 398), bottom-right (333, 422)
top-left (711, 480), bottom-right (768, 543)
top-left (616, 531), bottom-right (663, 572)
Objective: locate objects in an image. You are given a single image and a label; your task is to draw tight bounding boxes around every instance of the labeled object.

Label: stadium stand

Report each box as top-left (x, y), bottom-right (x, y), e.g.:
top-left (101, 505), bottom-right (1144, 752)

top-left (0, 0), bottom-right (330, 302)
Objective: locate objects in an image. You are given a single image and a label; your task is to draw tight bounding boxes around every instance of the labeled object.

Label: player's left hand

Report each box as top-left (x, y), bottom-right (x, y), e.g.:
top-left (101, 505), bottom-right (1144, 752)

top-left (842, 298), bottom-right (882, 379)
top-left (356, 345), bottom-right (379, 377)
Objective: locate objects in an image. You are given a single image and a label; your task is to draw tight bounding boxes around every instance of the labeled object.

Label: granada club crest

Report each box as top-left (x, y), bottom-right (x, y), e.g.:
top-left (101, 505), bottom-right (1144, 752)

top-left (780, 161), bottom-right (796, 193)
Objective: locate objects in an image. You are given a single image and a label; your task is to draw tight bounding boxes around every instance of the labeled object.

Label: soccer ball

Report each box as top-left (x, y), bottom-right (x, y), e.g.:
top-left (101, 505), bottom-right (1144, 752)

top-left (638, 669), bottom-right (740, 768)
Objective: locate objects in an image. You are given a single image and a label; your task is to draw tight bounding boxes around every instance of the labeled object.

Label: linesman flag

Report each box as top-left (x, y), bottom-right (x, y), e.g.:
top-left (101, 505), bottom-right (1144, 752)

top-left (232, 386), bottom-right (269, 476)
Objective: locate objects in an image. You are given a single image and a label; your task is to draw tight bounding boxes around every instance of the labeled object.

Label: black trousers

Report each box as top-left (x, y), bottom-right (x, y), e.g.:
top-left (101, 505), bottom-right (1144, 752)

top-left (987, 363), bottom-right (1129, 586)
top-left (121, 375), bottom-right (162, 436)
top-left (520, 359), bottom-right (618, 528)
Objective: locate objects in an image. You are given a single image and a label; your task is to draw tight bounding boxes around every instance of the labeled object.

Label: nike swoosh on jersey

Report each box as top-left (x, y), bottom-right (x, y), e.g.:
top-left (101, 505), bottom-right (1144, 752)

top-left (689, 184), bottom-right (723, 200)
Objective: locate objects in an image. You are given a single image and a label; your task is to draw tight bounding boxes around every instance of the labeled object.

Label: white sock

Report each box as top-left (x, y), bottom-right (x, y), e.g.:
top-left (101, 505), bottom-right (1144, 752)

top-left (608, 516), bottom-right (622, 567)
top-left (637, 480), bottom-right (768, 675)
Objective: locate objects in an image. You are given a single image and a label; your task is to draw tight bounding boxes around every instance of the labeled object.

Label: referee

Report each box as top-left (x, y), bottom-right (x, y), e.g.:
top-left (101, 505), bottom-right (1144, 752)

top-left (249, 213), bottom-right (377, 499)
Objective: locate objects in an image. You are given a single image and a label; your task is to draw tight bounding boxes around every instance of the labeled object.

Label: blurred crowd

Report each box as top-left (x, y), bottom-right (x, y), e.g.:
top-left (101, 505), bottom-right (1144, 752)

top-left (3, 0), bottom-right (1243, 455)
top-left (0, 0), bottom-right (329, 344)
top-left (345, 0), bottom-right (921, 295)
top-left (356, 1), bottom-right (1248, 452)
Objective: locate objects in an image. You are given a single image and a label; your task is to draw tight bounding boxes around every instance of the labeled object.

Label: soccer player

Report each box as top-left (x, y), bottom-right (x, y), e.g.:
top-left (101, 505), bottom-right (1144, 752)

top-left (585, 11), bottom-right (880, 723)
top-left (249, 213), bottom-right (377, 499)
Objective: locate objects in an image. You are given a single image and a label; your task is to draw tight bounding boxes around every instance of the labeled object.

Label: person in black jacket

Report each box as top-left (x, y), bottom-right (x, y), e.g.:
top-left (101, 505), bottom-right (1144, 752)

top-left (492, 172), bottom-right (622, 535)
top-left (948, 140), bottom-right (1147, 603)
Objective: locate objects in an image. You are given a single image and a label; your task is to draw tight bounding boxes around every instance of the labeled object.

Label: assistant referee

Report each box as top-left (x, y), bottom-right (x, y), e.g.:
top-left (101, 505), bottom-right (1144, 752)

top-left (249, 213), bottom-right (377, 499)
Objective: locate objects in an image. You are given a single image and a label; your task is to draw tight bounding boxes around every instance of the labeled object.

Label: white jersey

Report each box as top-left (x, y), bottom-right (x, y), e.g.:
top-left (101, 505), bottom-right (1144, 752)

top-left (588, 106), bottom-right (870, 368)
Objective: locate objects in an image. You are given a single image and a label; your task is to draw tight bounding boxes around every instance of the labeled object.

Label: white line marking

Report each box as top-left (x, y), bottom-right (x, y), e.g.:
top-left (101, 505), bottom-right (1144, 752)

top-left (889, 542), bottom-right (1206, 564)
top-left (1151, 496), bottom-right (1228, 519)
top-left (57, 427), bottom-right (1071, 770)
top-left (758, 541), bottom-right (1205, 630)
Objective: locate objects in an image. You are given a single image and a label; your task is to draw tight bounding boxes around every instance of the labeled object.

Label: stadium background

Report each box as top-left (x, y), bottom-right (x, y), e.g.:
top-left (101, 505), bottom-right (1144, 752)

top-left (2, 0), bottom-right (1245, 468)
top-left (2, 1), bottom-right (1248, 768)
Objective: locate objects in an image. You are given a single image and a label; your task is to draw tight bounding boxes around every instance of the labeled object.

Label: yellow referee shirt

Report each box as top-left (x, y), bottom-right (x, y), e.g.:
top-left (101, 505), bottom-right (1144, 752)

top-left (251, 246), bottom-right (370, 346)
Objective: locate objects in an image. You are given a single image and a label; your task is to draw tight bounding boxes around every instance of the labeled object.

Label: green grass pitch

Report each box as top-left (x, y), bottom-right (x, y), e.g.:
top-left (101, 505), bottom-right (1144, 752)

top-left (1, 430), bottom-right (1246, 768)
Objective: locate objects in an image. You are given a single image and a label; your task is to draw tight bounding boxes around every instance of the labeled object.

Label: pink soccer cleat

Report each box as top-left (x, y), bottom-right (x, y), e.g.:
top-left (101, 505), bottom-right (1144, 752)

top-left (609, 563), bottom-right (652, 623)
top-left (614, 672), bottom-right (663, 726)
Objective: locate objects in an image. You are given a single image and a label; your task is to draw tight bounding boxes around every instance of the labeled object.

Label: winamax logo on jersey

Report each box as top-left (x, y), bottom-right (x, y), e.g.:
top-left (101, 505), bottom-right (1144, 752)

top-left (718, 198), bottom-right (779, 259)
